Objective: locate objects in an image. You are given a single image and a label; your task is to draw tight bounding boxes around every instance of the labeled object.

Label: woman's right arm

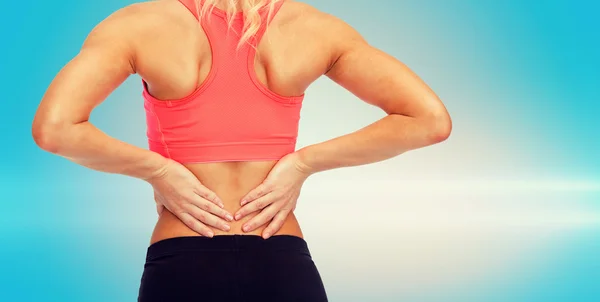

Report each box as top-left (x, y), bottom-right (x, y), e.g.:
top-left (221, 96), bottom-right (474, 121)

top-left (32, 6), bottom-right (232, 237)
top-left (233, 10), bottom-right (452, 238)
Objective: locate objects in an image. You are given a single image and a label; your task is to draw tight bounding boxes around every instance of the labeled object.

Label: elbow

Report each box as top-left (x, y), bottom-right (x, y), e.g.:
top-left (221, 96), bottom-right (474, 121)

top-left (32, 118), bottom-right (66, 154)
top-left (425, 110), bottom-right (452, 144)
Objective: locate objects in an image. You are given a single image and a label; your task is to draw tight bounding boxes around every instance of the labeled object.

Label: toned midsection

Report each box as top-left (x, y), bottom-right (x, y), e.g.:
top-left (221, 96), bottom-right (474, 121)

top-left (149, 160), bottom-right (303, 245)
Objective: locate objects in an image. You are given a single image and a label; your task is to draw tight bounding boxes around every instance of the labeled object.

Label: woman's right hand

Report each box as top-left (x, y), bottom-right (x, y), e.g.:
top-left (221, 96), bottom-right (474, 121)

top-left (145, 158), bottom-right (234, 237)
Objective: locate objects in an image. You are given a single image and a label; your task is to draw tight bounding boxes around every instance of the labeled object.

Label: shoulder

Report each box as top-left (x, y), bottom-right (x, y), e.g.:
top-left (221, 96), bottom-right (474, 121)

top-left (80, 1), bottom-right (200, 73)
top-left (280, 2), bottom-right (362, 38)
top-left (275, 1), bottom-right (367, 72)
top-left (83, 1), bottom-right (193, 48)
top-left (278, 1), bottom-right (366, 52)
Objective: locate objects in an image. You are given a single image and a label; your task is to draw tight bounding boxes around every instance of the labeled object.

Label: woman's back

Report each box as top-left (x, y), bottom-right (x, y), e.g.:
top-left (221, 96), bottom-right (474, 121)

top-left (126, 0), bottom-right (339, 242)
top-left (33, 1), bottom-right (451, 300)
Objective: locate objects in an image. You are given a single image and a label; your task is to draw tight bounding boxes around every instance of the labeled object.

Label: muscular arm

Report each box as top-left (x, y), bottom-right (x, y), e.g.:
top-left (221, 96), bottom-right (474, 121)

top-left (296, 17), bottom-right (452, 174)
top-left (32, 6), bottom-right (168, 180)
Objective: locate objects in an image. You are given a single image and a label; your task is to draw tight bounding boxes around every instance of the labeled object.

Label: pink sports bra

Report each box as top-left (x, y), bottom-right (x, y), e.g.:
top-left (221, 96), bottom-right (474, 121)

top-left (142, 0), bottom-right (304, 163)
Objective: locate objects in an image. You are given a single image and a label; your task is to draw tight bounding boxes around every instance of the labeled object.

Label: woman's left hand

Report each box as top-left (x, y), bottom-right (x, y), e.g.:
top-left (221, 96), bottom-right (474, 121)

top-left (234, 152), bottom-right (312, 239)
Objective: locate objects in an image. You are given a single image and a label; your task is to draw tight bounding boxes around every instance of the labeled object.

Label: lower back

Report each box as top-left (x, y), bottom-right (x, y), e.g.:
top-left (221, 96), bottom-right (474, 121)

top-left (149, 160), bottom-right (304, 244)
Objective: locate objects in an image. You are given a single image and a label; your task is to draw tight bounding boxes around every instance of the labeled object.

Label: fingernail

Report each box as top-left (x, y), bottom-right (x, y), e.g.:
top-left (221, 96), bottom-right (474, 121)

top-left (240, 199), bottom-right (247, 205)
top-left (226, 214), bottom-right (234, 221)
top-left (207, 231), bottom-right (214, 238)
top-left (242, 225), bottom-right (249, 232)
top-left (235, 214), bottom-right (241, 221)
top-left (263, 232), bottom-right (270, 239)
top-left (224, 224), bottom-right (230, 231)
top-left (219, 203), bottom-right (225, 209)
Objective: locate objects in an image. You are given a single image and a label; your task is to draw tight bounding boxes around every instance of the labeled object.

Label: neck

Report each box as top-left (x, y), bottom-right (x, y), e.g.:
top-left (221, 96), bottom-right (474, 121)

top-left (213, 0), bottom-right (244, 12)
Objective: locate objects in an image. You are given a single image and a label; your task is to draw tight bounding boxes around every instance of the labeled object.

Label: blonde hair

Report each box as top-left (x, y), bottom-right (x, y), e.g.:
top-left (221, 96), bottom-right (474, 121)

top-left (195, 0), bottom-right (281, 49)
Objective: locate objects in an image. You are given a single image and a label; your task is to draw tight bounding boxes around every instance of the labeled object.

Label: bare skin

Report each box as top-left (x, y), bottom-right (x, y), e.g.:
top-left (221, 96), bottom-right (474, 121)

top-left (32, 0), bottom-right (452, 245)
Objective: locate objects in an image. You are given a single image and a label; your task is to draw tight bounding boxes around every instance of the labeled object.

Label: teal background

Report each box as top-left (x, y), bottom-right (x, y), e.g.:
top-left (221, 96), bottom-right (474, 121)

top-left (1, 0), bottom-right (599, 301)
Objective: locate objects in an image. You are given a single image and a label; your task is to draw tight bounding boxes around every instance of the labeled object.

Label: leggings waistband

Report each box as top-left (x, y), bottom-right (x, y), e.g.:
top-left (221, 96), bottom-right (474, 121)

top-left (146, 235), bottom-right (310, 261)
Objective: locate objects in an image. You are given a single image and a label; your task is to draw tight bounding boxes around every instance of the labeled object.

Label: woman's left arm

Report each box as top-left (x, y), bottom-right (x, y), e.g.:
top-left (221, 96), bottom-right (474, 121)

top-left (32, 8), bottom-right (155, 178)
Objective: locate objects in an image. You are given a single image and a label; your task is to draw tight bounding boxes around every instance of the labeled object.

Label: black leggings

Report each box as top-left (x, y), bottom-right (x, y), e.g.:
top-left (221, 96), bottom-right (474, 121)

top-left (138, 235), bottom-right (328, 302)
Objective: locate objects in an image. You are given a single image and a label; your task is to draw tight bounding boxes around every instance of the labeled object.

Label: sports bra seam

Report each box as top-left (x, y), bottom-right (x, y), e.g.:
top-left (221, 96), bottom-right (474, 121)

top-left (179, 156), bottom-right (287, 164)
top-left (140, 22), bottom-right (218, 107)
top-left (246, 49), bottom-right (305, 104)
top-left (245, 2), bottom-right (305, 103)
top-left (153, 140), bottom-right (296, 147)
top-left (140, 1), bottom-right (216, 106)
top-left (148, 103), bottom-right (171, 158)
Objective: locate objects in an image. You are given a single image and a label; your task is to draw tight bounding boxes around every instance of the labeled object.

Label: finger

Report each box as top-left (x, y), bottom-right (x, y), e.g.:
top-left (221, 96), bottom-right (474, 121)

top-left (195, 185), bottom-right (224, 208)
top-left (154, 194), bottom-right (166, 214)
top-left (178, 212), bottom-right (214, 237)
top-left (240, 182), bottom-right (272, 206)
top-left (262, 209), bottom-right (291, 239)
top-left (182, 203), bottom-right (231, 232)
top-left (235, 193), bottom-right (276, 221)
top-left (190, 194), bottom-right (234, 222)
top-left (153, 191), bottom-right (164, 204)
top-left (242, 202), bottom-right (282, 233)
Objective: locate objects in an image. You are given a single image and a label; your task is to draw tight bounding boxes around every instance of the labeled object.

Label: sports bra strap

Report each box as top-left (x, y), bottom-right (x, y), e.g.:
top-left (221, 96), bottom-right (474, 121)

top-left (252, 1), bottom-right (284, 46)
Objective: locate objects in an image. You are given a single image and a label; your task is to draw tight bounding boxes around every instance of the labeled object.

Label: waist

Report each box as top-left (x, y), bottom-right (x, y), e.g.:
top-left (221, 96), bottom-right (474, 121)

top-left (151, 211), bottom-right (303, 245)
top-left (146, 235), bottom-right (311, 262)
top-left (149, 161), bottom-right (303, 245)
